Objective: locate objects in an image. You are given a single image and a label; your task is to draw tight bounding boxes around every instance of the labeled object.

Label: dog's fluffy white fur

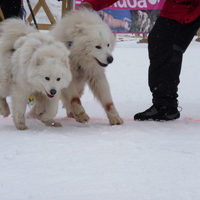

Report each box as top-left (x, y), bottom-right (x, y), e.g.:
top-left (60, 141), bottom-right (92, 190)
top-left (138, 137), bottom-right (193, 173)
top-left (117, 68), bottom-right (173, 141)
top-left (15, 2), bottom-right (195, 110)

top-left (50, 9), bottom-right (123, 125)
top-left (0, 19), bottom-right (72, 130)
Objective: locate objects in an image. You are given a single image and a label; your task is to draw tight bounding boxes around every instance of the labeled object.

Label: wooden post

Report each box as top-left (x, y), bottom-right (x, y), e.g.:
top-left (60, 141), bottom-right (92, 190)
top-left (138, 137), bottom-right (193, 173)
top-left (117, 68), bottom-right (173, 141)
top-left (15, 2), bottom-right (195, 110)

top-left (62, 0), bottom-right (74, 17)
top-left (0, 7), bottom-right (5, 20)
top-left (27, 0), bottom-right (56, 30)
top-left (62, 0), bottom-right (67, 17)
top-left (67, 0), bottom-right (74, 12)
top-left (137, 34), bottom-right (148, 43)
top-left (195, 28), bottom-right (200, 42)
top-left (27, 0), bottom-right (74, 30)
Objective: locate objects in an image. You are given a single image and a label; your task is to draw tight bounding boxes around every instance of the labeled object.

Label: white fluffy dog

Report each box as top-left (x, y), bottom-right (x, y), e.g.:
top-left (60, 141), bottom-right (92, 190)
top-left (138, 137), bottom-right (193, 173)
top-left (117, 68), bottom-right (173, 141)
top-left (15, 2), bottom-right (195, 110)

top-left (0, 19), bottom-right (72, 130)
top-left (50, 9), bottom-right (123, 125)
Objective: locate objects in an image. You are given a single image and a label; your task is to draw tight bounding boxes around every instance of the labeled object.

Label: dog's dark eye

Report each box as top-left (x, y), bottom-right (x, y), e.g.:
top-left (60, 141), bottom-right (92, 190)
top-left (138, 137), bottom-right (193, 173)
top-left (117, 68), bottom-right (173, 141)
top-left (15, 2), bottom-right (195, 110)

top-left (45, 77), bottom-right (50, 81)
top-left (107, 44), bottom-right (110, 47)
top-left (95, 45), bottom-right (101, 49)
top-left (57, 78), bottom-right (61, 81)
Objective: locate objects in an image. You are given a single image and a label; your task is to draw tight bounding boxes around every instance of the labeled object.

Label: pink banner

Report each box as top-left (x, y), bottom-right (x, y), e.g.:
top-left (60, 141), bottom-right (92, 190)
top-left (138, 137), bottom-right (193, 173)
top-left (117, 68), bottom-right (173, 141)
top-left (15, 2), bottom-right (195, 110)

top-left (75, 0), bottom-right (163, 10)
top-left (109, 0), bottom-right (164, 10)
top-left (75, 0), bottom-right (165, 33)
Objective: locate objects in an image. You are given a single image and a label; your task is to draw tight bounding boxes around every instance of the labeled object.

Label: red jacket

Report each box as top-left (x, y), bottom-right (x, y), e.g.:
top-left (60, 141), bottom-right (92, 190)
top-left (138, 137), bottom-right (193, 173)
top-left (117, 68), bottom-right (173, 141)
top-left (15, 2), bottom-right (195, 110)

top-left (160, 0), bottom-right (200, 23)
top-left (82, 0), bottom-right (118, 11)
top-left (83, 0), bottom-right (200, 23)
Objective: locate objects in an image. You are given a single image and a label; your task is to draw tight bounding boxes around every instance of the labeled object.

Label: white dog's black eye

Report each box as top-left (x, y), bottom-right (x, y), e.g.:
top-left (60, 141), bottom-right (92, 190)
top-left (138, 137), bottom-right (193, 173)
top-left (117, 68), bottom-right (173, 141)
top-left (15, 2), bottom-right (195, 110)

top-left (45, 77), bottom-right (50, 81)
top-left (95, 45), bottom-right (101, 49)
top-left (107, 44), bottom-right (110, 47)
top-left (57, 78), bottom-right (61, 81)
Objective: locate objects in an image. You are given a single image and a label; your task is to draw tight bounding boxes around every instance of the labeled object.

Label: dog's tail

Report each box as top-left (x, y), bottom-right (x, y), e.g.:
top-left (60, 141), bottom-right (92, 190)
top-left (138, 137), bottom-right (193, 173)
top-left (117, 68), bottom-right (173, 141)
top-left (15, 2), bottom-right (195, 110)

top-left (0, 18), bottom-right (38, 51)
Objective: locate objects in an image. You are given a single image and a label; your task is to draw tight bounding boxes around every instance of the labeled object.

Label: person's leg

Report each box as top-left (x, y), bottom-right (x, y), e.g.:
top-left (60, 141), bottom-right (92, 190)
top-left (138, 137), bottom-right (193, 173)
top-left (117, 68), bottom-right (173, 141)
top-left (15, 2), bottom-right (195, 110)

top-left (150, 16), bottom-right (200, 107)
top-left (148, 17), bottom-right (182, 108)
top-left (134, 16), bottom-right (200, 121)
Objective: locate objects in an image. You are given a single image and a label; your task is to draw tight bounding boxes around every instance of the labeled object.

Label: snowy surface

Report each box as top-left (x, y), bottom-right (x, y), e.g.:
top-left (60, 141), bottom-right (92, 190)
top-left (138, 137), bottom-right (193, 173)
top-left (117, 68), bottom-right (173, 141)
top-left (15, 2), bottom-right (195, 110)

top-left (1, 1), bottom-right (200, 200)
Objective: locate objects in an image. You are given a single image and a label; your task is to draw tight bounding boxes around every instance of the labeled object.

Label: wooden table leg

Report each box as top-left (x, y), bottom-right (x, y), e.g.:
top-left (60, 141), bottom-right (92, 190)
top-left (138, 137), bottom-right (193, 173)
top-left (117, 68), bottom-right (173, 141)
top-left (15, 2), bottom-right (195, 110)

top-left (0, 7), bottom-right (5, 20)
top-left (27, 0), bottom-right (56, 30)
top-left (62, 0), bottom-right (67, 17)
top-left (39, 0), bottom-right (56, 24)
top-left (67, 0), bottom-right (74, 12)
top-left (62, 0), bottom-right (74, 17)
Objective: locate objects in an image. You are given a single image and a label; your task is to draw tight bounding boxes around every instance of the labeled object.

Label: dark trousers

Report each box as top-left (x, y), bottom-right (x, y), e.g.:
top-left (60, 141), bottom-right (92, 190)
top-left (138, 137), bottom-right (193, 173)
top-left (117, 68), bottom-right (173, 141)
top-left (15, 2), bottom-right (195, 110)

top-left (0, 0), bottom-right (21, 19)
top-left (148, 16), bottom-right (200, 107)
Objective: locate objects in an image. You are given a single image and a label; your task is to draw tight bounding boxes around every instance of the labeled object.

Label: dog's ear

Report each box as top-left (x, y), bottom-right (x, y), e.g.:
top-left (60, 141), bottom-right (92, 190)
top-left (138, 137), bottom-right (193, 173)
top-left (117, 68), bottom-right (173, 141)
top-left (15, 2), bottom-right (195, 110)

top-left (75, 24), bottom-right (87, 35)
top-left (35, 54), bottom-right (44, 66)
top-left (61, 55), bottom-right (69, 65)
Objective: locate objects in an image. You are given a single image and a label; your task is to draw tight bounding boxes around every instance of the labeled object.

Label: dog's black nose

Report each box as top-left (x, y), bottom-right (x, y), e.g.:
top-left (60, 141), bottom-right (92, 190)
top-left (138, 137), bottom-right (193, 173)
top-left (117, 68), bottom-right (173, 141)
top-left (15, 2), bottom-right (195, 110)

top-left (50, 89), bottom-right (57, 95)
top-left (107, 56), bottom-right (113, 64)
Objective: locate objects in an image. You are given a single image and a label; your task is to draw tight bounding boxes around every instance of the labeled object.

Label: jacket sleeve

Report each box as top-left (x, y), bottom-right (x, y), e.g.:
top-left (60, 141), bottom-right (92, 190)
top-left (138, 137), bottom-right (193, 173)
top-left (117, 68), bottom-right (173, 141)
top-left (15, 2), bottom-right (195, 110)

top-left (82, 0), bottom-right (118, 11)
top-left (173, 0), bottom-right (194, 3)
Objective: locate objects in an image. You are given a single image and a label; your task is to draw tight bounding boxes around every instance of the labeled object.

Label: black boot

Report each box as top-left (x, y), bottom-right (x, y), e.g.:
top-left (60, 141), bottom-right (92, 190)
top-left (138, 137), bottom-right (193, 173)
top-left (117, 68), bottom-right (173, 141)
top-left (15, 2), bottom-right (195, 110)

top-left (134, 105), bottom-right (180, 121)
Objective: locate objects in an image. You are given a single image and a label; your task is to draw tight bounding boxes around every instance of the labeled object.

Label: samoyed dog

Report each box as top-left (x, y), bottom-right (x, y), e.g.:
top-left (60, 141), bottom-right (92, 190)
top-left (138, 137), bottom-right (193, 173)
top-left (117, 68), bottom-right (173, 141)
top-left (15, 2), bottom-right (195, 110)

top-left (0, 19), bottom-right (72, 130)
top-left (50, 9), bottom-right (123, 125)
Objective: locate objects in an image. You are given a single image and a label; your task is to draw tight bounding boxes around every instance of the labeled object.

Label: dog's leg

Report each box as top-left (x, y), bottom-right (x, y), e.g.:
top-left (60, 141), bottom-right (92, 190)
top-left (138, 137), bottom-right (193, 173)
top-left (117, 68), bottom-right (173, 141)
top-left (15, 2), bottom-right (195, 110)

top-left (39, 95), bottom-right (62, 127)
top-left (61, 82), bottom-right (90, 123)
top-left (28, 92), bottom-right (62, 127)
top-left (0, 97), bottom-right (10, 117)
top-left (26, 103), bottom-right (38, 119)
top-left (12, 89), bottom-right (29, 130)
top-left (26, 92), bottom-right (47, 119)
top-left (88, 74), bottom-right (123, 125)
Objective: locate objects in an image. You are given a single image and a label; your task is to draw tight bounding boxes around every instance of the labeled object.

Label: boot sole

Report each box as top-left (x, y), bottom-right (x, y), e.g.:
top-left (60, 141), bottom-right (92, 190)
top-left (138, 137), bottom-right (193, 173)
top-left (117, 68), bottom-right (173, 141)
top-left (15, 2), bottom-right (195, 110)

top-left (134, 112), bottom-right (180, 121)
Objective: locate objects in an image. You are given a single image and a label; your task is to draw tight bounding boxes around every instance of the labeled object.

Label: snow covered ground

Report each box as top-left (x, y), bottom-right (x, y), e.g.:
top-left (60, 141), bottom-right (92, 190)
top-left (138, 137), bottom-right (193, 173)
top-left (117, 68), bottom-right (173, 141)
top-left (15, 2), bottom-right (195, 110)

top-left (1, 1), bottom-right (200, 200)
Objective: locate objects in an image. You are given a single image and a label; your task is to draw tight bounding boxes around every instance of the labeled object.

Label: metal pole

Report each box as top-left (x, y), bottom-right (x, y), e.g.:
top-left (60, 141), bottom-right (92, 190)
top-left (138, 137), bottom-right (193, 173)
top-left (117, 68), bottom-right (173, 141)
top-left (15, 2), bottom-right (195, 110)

top-left (26, 0), bottom-right (38, 29)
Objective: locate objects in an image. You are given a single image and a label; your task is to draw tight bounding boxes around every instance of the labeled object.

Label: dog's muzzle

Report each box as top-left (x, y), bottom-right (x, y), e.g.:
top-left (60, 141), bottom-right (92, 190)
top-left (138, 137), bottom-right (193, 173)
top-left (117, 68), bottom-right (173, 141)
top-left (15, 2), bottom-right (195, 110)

top-left (95, 56), bottom-right (114, 67)
top-left (47, 89), bottom-right (57, 98)
top-left (107, 56), bottom-right (113, 64)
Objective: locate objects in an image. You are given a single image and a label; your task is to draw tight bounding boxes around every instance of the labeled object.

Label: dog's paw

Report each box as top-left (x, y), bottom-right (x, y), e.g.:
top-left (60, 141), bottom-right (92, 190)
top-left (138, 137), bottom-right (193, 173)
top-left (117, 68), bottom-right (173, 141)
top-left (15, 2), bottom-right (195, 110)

top-left (109, 116), bottom-right (124, 125)
top-left (74, 112), bottom-right (90, 123)
top-left (44, 119), bottom-right (62, 127)
top-left (67, 111), bottom-right (74, 118)
top-left (15, 123), bottom-right (29, 130)
top-left (0, 109), bottom-right (10, 118)
top-left (0, 106), bottom-right (10, 117)
top-left (51, 121), bottom-right (62, 127)
top-left (26, 111), bottom-right (38, 119)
